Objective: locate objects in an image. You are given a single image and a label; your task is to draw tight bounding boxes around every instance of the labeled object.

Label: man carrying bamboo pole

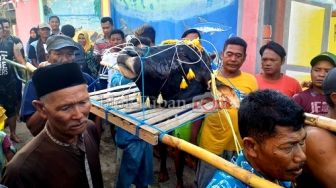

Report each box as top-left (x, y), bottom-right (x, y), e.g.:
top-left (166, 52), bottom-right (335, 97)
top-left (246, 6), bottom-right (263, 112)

top-left (196, 37), bottom-right (258, 188)
top-left (296, 67), bottom-right (336, 187)
top-left (0, 18), bottom-right (26, 143)
top-left (207, 89), bottom-right (306, 187)
top-left (293, 52), bottom-right (336, 116)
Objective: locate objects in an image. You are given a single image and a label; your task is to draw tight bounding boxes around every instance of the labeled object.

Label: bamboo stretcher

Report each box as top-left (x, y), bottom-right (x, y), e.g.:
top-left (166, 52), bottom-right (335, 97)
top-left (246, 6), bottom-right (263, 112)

top-left (89, 84), bottom-right (283, 188)
top-left (89, 83), bottom-right (210, 145)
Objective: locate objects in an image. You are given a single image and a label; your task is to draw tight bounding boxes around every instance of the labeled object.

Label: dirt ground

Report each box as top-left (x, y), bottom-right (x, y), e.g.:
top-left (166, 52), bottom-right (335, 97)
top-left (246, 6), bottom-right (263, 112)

top-left (8, 121), bottom-right (196, 188)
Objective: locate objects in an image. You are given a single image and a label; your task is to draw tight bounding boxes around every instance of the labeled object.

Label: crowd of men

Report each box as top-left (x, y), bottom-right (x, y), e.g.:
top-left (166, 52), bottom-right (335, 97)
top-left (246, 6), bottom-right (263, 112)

top-left (0, 14), bottom-right (335, 188)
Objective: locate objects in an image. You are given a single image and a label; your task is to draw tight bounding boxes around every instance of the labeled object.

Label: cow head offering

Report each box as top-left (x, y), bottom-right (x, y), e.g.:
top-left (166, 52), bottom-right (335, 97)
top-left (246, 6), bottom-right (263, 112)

top-left (117, 42), bottom-right (212, 105)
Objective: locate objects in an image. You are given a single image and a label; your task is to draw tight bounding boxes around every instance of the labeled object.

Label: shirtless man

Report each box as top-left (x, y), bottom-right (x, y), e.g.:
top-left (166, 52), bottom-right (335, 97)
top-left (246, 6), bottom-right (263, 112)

top-left (296, 67), bottom-right (336, 187)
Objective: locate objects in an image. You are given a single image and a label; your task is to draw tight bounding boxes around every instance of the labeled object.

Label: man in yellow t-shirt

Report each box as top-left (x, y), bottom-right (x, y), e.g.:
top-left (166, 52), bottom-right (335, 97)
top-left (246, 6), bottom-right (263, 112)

top-left (196, 37), bottom-right (258, 188)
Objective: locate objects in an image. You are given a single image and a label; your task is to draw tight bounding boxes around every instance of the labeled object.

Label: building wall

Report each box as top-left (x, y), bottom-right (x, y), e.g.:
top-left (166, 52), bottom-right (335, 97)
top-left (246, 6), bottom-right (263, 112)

top-left (15, 0), bottom-right (259, 72)
top-left (15, 0), bottom-right (108, 44)
top-left (111, 0), bottom-right (241, 70)
top-left (14, 0), bottom-right (333, 77)
top-left (15, 0), bottom-right (41, 45)
top-left (101, 0), bottom-right (110, 17)
top-left (240, 0), bottom-right (260, 74)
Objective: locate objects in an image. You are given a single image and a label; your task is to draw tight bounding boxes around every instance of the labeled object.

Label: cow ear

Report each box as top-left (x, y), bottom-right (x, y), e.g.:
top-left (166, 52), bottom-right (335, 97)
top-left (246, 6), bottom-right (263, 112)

top-left (178, 45), bottom-right (201, 62)
top-left (176, 46), bottom-right (188, 61)
top-left (209, 53), bottom-right (216, 60)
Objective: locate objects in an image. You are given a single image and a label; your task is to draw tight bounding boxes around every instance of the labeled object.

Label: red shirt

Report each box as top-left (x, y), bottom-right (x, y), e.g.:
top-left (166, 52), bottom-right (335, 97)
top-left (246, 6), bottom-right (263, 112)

top-left (256, 73), bottom-right (302, 97)
top-left (293, 88), bottom-right (328, 116)
top-left (93, 37), bottom-right (113, 56)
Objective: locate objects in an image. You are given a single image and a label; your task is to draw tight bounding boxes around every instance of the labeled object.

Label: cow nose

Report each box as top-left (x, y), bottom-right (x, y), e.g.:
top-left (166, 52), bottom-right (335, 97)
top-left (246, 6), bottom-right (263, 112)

top-left (121, 46), bottom-right (139, 57)
top-left (122, 46), bottom-right (134, 52)
top-left (117, 53), bottom-right (130, 65)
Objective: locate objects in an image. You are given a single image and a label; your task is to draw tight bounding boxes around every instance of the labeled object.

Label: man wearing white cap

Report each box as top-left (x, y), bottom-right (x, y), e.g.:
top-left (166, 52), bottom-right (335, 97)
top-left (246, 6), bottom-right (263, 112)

top-left (28, 23), bottom-right (51, 67)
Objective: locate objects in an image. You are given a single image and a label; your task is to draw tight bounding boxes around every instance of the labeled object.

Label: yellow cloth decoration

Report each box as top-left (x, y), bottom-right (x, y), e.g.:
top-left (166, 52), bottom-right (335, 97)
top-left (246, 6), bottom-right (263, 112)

top-left (145, 97), bottom-right (151, 107)
top-left (180, 77), bottom-right (188, 89)
top-left (0, 121), bottom-right (4, 131)
top-left (186, 38), bottom-right (204, 53)
top-left (161, 39), bottom-right (179, 45)
top-left (0, 106), bottom-right (7, 131)
top-left (186, 68), bottom-right (196, 80)
top-left (161, 38), bottom-right (204, 53)
top-left (157, 93), bottom-right (164, 104)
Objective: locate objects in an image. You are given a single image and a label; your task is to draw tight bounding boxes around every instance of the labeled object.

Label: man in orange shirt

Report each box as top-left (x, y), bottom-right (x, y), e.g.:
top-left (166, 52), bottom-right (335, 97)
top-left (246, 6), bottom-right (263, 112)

top-left (256, 41), bottom-right (301, 97)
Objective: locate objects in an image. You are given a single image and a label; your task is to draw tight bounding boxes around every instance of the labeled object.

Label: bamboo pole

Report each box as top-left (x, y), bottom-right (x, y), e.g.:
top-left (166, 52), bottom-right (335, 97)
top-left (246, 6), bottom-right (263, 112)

top-left (304, 113), bottom-right (336, 132)
top-left (4, 59), bottom-right (36, 72)
top-left (25, 62), bottom-right (37, 72)
top-left (161, 134), bottom-right (282, 188)
top-left (5, 59), bottom-right (26, 69)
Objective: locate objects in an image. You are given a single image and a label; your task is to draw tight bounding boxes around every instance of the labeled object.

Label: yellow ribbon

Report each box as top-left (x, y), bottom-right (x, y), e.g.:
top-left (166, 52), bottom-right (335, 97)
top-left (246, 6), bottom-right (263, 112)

top-left (180, 77), bottom-right (188, 89)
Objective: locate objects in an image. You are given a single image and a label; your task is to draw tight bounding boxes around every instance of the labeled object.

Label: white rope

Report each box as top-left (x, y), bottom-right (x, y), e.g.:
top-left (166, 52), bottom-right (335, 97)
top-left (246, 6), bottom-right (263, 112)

top-left (101, 37), bottom-right (242, 153)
